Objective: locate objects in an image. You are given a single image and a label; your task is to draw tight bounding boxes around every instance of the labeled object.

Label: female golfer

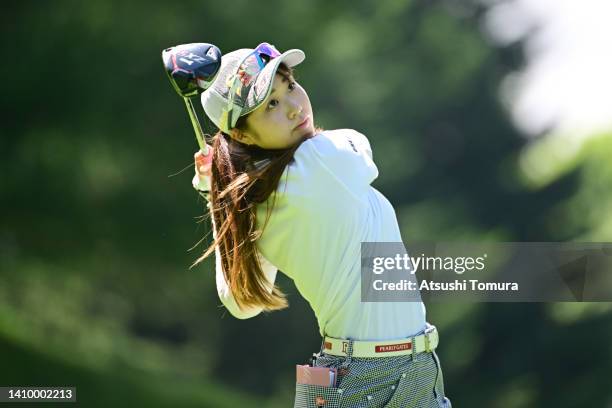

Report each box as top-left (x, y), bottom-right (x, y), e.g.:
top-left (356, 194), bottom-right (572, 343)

top-left (192, 42), bottom-right (451, 408)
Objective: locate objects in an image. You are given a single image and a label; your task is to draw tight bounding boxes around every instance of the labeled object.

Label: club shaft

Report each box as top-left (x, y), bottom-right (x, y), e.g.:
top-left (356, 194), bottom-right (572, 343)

top-left (184, 97), bottom-right (209, 155)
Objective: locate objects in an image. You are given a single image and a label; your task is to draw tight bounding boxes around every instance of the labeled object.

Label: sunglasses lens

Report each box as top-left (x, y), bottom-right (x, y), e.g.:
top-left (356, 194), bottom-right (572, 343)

top-left (238, 44), bottom-right (280, 88)
top-left (255, 42), bottom-right (281, 59)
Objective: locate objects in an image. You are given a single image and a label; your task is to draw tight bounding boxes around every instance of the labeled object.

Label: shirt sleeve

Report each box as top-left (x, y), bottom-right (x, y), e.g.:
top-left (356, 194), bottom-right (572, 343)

top-left (210, 212), bottom-right (279, 319)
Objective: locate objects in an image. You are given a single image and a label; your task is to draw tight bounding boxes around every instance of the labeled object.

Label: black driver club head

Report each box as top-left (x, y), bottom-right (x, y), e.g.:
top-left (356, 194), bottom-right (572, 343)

top-left (162, 43), bottom-right (222, 98)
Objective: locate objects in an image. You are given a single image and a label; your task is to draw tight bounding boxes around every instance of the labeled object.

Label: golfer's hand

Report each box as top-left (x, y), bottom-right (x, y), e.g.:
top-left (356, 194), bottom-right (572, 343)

top-left (193, 147), bottom-right (213, 193)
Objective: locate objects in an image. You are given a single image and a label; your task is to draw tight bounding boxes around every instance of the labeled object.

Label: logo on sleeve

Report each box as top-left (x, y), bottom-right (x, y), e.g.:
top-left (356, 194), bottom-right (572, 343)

top-left (346, 136), bottom-right (358, 153)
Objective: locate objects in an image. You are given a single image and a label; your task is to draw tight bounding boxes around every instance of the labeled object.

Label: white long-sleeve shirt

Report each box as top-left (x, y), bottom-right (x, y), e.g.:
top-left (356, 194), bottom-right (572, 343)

top-left (200, 129), bottom-right (426, 341)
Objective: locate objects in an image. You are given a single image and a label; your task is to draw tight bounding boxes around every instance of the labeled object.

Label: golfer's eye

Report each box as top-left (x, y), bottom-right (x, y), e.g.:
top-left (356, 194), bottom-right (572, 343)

top-left (267, 99), bottom-right (279, 110)
top-left (267, 82), bottom-right (295, 110)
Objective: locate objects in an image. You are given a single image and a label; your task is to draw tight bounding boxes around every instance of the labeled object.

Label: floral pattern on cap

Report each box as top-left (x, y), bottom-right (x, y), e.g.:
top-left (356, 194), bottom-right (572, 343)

top-left (221, 43), bottom-right (281, 131)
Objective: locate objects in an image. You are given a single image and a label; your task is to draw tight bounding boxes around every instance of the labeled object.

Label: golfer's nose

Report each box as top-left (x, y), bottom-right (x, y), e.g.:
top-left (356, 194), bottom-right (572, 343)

top-left (288, 101), bottom-right (302, 119)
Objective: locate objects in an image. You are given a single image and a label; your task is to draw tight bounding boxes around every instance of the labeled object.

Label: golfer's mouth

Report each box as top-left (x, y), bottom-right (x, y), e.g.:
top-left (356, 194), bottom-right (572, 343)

top-left (294, 116), bottom-right (310, 130)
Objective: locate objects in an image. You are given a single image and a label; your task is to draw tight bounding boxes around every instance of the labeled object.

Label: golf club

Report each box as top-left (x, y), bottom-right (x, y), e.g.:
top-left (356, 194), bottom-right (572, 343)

top-left (162, 43), bottom-right (222, 155)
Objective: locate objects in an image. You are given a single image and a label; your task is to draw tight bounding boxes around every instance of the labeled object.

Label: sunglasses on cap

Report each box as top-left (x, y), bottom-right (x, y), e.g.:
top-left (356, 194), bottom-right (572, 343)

top-left (221, 42), bottom-right (281, 132)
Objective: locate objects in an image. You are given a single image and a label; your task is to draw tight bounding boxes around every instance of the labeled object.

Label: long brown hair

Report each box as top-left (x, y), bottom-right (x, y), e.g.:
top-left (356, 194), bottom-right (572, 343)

top-left (194, 64), bottom-right (318, 312)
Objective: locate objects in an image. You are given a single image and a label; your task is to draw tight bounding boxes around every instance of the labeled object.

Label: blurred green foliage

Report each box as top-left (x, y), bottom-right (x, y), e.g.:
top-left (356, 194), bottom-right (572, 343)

top-left (2, 0), bottom-right (611, 406)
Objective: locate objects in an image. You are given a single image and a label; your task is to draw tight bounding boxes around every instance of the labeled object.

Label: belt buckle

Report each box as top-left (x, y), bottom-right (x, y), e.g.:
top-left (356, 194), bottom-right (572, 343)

top-left (423, 325), bottom-right (435, 352)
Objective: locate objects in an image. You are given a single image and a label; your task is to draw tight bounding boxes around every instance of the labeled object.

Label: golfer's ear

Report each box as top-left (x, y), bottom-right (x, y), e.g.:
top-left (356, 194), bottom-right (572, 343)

top-left (230, 128), bottom-right (255, 145)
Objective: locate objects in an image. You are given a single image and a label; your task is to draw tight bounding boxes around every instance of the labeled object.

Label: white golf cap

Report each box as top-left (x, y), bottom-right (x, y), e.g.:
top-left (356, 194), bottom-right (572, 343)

top-left (201, 43), bottom-right (305, 133)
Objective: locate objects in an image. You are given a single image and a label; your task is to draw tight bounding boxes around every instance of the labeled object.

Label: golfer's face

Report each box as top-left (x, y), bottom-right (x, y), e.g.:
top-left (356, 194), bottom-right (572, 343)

top-left (243, 73), bottom-right (315, 149)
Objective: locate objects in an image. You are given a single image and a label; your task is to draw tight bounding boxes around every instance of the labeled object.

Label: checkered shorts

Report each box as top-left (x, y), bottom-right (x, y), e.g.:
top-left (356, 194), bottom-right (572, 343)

top-left (293, 329), bottom-right (451, 408)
